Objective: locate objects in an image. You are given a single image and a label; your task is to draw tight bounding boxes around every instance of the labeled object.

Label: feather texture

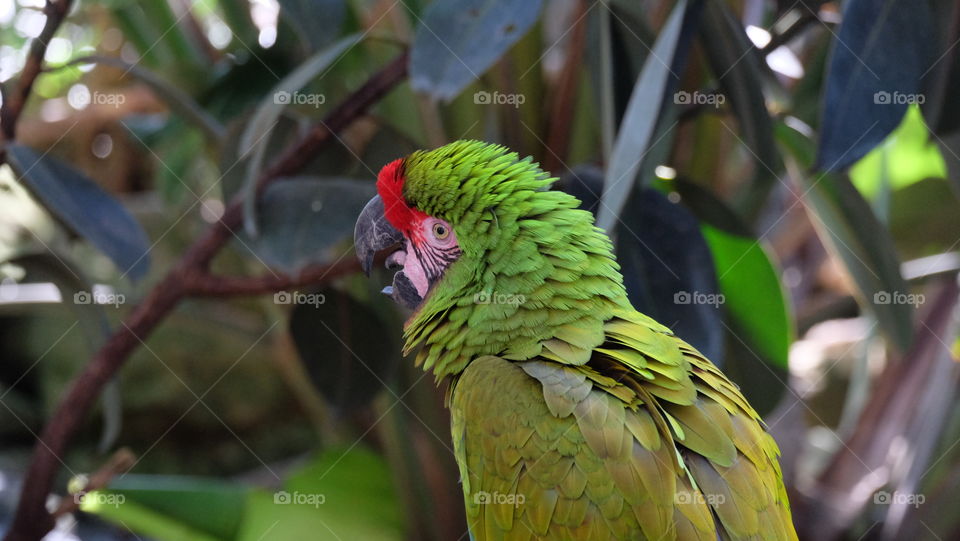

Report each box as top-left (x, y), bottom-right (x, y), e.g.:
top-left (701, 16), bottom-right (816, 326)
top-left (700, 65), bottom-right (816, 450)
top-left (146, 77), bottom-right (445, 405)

top-left (378, 141), bottom-right (796, 540)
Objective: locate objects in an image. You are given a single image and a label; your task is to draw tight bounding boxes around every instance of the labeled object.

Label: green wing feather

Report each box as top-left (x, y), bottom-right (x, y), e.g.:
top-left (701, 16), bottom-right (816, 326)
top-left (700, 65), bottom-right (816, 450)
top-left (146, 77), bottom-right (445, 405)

top-left (450, 310), bottom-right (797, 541)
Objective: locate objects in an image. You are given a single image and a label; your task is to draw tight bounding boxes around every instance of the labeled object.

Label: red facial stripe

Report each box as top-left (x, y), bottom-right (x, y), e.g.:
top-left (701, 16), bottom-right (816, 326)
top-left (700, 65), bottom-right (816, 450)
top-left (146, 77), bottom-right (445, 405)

top-left (377, 158), bottom-right (428, 241)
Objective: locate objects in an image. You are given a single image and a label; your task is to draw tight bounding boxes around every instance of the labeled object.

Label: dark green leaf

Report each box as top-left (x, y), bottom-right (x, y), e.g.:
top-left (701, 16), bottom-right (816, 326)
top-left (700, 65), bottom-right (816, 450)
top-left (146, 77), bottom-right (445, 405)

top-left (799, 172), bottom-right (914, 351)
top-left (560, 166), bottom-right (725, 363)
top-left (817, 0), bottom-right (935, 171)
top-left (700, 1), bottom-right (780, 220)
top-left (289, 289), bottom-right (397, 410)
top-left (237, 177), bottom-right (375, 273)
top-left (5, 144), bottom-right (151, 281)
top-left (919, 1), bottom-right (960, 136)
top-left (597, 0), bottom-right (690, 231)
top-left (239, 34), bottom-right (362, 235)
top-left (279, 0), bottom-right (346, 52)
top-left (409, 0), bottom-right (544, 101)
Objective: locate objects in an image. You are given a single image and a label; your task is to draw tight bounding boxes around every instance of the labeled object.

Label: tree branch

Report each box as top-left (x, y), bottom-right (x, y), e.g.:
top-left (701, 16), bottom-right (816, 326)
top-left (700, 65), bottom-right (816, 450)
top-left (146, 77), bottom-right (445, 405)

top-left (4, 50), bottom-right (409, 541)
top-left (0, 0), bottom-right (74, 142)
top-left (186, 258), bottom-right (364, 297)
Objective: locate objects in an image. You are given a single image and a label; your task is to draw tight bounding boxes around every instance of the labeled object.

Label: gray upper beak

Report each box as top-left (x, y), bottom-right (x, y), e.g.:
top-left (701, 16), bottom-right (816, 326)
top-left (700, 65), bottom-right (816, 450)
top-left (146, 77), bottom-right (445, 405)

top-left (354, 195), bottom-right (404, 275)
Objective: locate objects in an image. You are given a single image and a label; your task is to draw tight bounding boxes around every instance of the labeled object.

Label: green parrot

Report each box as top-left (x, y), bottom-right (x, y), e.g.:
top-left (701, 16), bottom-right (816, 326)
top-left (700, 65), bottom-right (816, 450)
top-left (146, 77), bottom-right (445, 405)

top-left (354, 140), bottom-right (797, 541)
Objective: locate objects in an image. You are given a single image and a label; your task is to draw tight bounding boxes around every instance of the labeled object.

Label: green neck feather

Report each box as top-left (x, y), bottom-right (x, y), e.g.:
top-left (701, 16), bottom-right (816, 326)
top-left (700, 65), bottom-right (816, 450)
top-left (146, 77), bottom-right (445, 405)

top-left (400, 141), bottom-right (631, 380)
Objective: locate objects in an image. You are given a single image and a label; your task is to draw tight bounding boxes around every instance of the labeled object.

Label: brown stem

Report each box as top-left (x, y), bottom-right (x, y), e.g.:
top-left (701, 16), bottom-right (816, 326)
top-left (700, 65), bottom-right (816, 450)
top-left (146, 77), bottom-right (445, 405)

top-left (51, 448), bottom-right (137, 519)
top-left (186, 258), bottom-right (363, 297)
top-left (3, 51), bottom-right (408, 541)
top-left (0, 0), bottom-right (74, 142)
top-left (542, 0), bottom-right (589, 173)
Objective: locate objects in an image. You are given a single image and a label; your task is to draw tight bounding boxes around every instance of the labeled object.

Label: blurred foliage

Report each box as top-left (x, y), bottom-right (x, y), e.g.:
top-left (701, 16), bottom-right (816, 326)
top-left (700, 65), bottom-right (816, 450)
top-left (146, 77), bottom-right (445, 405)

top-left (0, 0), bottom-right (959, 540)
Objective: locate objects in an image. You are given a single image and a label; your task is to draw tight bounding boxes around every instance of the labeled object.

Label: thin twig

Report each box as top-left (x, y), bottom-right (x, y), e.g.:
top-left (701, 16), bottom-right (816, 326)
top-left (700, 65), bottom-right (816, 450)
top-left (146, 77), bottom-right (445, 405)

top-left (51, 448), bottom-right (137, 519)
top-left (0, 0), bottom-right (74, 142)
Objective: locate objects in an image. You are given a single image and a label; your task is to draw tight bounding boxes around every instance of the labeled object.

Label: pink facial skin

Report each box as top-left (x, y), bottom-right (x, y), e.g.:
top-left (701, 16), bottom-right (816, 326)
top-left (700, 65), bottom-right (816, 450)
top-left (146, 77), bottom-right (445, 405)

top-left (390, 216), bottom-right (459, 300)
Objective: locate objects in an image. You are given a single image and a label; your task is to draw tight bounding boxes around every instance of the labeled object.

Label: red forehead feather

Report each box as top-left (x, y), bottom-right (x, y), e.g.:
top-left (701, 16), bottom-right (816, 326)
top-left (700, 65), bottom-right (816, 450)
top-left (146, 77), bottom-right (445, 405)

top-left (376, 158), bottom-right (427, 236)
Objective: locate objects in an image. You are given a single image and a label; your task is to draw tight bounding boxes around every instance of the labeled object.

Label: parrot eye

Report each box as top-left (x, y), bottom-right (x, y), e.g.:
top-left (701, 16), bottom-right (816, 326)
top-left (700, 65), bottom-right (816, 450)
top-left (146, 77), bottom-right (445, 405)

top-left (432, 222), bottom-right (450, 240)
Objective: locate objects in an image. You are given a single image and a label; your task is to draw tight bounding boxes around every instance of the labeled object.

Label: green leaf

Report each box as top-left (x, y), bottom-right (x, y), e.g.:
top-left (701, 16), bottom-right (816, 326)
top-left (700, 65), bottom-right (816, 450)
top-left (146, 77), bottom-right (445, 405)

top-left (5, 144), bottom-right (151, 281)
top-left (597, 0), bottom-right (689, 231)
top-left (239, 447), bottom-right (403, 541)
top-left (409, 0), bottom-right (544, 101)
top-left (236, 177), bottom-right (375, 273)
top-left (288, 289), bottom-right (398, 410)
top-left (799, 172), bottom-right (914, 351)
top-left (239, 34), bottom-right (362, 236)
top-left (701, 225), bottom-right (792, 370)
top-left (850, 105), bottom-right (947, 198)
top-left (83, 476), bottom-right (247, 540)
top-left (82, 496), bottom-right (222, 541)
top-left (778, 117), bottom-right (915, 350)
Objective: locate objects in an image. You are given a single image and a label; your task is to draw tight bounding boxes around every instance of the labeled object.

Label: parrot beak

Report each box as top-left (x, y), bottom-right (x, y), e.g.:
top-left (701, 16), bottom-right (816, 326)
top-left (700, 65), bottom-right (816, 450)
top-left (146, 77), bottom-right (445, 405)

top-left (354, 195), bottom-right (404, 276)
top-left (355, 195), bottom-right (426, 311)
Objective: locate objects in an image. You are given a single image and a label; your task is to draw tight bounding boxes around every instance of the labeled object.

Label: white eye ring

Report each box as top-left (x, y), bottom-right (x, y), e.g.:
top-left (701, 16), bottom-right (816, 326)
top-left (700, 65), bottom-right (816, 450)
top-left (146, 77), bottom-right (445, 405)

top-left (432, 222), bottom-right (450, 240)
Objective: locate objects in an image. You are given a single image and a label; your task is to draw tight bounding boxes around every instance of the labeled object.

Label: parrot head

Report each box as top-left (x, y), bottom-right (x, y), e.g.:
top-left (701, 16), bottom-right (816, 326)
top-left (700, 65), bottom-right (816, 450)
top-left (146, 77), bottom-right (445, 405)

top-left (354, 140), bottom-right (629, 377)
top-left (353, 158), bottom-right (462, 311)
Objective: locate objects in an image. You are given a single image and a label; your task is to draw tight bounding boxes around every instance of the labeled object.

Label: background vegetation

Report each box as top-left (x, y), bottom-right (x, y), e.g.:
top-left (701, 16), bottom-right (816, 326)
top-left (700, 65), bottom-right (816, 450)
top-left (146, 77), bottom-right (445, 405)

top-left (0, 0), bottom-right (958, 539)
